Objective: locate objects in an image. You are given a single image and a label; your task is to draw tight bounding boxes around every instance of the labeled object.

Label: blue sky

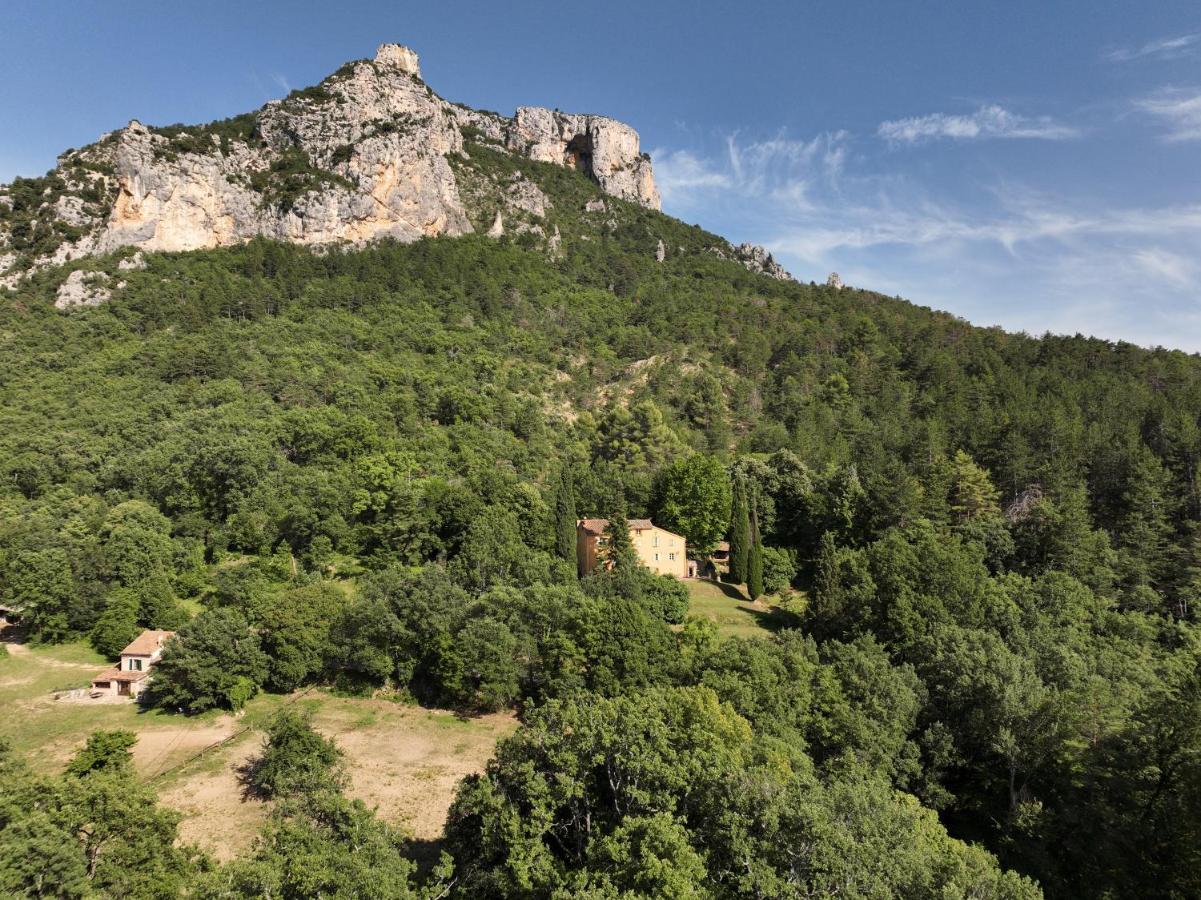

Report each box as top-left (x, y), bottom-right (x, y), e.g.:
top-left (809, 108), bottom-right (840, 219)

top-left (2, 1), bottom-right (1199, 349)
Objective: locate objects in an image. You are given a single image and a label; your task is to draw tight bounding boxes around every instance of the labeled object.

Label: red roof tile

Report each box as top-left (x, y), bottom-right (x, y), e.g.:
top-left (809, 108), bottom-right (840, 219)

top-left (119, 629), bottom-right (175, 657)
top-left (578, 518), bottom-right (682, 539)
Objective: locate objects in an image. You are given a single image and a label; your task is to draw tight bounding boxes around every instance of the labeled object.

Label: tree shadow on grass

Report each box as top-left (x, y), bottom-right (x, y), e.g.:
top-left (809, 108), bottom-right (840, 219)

top-left (743, 603), bottom-right (801, 633)
top-left (698, 578), bottom-right (803, 634)
top-left (405, 836), bottom-right (450, 878)
top-left (707, 578), bottom-right (749, 602)
top-left (235, 752), bottom-right (270, 802)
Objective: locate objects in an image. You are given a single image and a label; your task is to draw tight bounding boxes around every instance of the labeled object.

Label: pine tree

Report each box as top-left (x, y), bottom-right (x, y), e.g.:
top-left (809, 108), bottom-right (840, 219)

top-left (728, 474), bottom-right (751, 584)
top-left (948, 449), bottom-right (1001, 523)
top-left (554, 466), bottom-right (578, 568)
top-left (747, 501), bottom-right (764, 601)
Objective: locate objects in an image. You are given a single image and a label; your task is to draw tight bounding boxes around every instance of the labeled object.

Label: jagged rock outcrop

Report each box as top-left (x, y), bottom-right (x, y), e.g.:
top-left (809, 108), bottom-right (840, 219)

top-left (507, 108), bottom-right (660, 210)
top-left (707, 242), bottom-right (794, 281)
top-left (0, 42), bottom-right (661, 285)
top-left (733, 243), bottom-right (792, 281)
top-left (827, 272), bottom-right (844, 289)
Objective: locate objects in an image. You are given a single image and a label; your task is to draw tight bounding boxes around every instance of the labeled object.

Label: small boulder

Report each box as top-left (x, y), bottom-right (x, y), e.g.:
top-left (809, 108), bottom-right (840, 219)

top-left (55, 270), bottom-right (111, 309)
top-left (118, 251), bottom-right (147, 271)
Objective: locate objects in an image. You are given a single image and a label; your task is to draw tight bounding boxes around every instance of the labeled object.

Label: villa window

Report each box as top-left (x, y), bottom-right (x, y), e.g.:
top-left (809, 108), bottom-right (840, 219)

top-left (652, 534), bottom-right (659, 547)
top-left (669, 552), bottom-right (676, 561)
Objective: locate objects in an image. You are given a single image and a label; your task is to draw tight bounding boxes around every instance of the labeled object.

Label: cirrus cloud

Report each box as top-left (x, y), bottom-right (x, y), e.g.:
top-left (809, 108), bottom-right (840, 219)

top-left (1105, 32), bottom-right (1200, 63)
top-left (877, 105), bottom-right (1080, 145)
top-left (1133, 88), bottom-right (1201, 141)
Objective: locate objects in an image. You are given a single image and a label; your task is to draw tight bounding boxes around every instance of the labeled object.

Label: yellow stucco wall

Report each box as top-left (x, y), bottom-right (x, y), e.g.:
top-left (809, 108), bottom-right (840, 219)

top-left (630, 524), bottom-right (688, 578)
top-left (578, 522), bottom-right (688, 578)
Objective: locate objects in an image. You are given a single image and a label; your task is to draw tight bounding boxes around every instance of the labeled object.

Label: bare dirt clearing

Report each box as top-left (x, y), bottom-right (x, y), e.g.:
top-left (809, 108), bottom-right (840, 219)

top-left (2, 647), bottom-right (516, 861)
top-left (312, 698), bottom-right (516, 839)
top-left (147, 694), bottom-right (515, 859)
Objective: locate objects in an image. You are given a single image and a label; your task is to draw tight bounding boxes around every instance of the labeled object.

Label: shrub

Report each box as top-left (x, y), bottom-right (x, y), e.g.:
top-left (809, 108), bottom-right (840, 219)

top-left (248, 709), bottom-right (345, 799)
top-left (643, 573), bottom-right (690, 624)
top-left (762, 545), bottom-right (798, 595)
top-left (66, 730), bottom-right (137, 777)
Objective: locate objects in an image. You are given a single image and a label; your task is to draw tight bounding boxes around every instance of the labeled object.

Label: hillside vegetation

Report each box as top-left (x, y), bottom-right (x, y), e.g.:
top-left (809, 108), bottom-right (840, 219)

top-left (2, 138), bottom-right (1201, 898)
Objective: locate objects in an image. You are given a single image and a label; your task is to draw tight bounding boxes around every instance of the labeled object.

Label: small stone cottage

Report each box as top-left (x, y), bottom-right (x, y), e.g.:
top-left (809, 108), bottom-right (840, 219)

top-left (90, 629), bottom-right (174, 699)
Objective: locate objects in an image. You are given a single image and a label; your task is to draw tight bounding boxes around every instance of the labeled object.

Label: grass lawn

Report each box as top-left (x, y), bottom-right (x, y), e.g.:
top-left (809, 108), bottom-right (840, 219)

top-left (685, 578), bottom-right (801, 640)
top-left (0, 638), bottom-right (235, 770)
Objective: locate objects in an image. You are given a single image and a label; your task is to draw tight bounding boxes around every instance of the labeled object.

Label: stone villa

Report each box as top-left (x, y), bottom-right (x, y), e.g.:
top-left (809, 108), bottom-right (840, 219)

top-left (577, 518), bottom-right (688, 579)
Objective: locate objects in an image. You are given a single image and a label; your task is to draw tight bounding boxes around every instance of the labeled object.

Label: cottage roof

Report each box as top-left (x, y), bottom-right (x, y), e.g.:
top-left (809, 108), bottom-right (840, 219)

top-left (120, 629), bottom-right (175, 657)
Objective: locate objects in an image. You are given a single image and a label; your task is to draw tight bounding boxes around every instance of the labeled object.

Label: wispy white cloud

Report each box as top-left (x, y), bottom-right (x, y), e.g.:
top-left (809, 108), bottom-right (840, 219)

top-left (270, 72), bottom-right (292, 94)
top-left (654, 131), bottom-right (849, 207)
top-left (652, 149), bottom-right (731, 198)
top-left (877, 105), bottom-right (1079, 145)
top-left (770, 197), bottom-right (1201, 260)
top-left (1133, 88), bottom-right (1201, 141)
top-left (1105, 32), bottom-right (1200, 63)
top-left (1132, 247), bottom-right (1196, 287)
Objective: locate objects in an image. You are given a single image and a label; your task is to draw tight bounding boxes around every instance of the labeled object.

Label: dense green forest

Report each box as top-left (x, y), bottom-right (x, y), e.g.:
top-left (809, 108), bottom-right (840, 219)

top-left (2, 142), bottom-right (1201, 898)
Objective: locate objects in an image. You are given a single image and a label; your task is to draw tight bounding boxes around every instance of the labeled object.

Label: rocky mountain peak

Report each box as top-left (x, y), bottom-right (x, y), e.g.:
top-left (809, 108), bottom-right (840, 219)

top-left (374, 43), bottom-right (421, 77)
top-left (0, 42), bottom-right (661, 284)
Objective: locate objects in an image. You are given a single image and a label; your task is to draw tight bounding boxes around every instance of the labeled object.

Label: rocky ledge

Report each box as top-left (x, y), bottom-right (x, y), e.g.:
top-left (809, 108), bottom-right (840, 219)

top-left (0, 43), bottom-right (660, 282)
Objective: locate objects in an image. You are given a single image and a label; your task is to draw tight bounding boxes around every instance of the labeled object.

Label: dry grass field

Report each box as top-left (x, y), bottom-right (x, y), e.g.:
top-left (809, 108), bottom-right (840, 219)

top-left (0, 639), bottom-right (516, 861)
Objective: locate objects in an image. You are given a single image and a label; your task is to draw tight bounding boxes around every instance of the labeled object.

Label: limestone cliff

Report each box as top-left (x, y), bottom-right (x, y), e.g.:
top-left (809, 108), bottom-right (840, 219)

top-left (0, 43), bottom-right (660, 282)
top-left (507, 107), bottom-right (660, 209)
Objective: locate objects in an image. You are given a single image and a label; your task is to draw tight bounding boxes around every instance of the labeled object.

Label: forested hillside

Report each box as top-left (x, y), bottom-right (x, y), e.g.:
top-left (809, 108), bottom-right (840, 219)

top-left (2, 136), bottom-right (1200, 898)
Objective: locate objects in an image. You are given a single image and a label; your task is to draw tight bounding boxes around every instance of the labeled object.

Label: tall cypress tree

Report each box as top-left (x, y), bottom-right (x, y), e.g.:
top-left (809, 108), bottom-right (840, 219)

top-left (728, 474), bottom-right (751, 584)
top-left (747, 500), bottom-right (764, 601)
top-left (554, 466), bottom-right (578, 567)
top-left (604, 499), bottom-right (637, 570)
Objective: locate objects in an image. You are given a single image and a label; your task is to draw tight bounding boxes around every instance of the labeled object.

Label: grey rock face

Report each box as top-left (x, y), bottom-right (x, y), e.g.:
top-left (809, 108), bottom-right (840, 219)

top-left (0, 42), bottom-right (661, 286)
top-left (508, 107), bottom-right (660, 210)
top-left (733, 243), bottom-right (793, 281)
top-left (373, 43), bottom-right (421, 76)
top-left (826, 272), bottom-right (845, 289)
top-left (55, 270), bottom-right (111, 309)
